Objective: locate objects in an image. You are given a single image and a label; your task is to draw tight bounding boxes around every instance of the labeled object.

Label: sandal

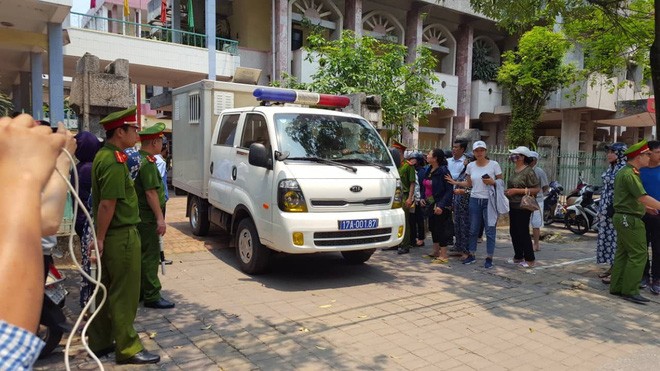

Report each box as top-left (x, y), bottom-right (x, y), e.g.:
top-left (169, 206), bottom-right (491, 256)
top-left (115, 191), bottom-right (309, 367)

top-left (423, 254), bottom-right (439, 259)
top-left (598, 270), bottom-right (612, 279)
top-left (431, 258), bottom-right (449, 264)
top-left (601, 276), bottom-right (611, 284)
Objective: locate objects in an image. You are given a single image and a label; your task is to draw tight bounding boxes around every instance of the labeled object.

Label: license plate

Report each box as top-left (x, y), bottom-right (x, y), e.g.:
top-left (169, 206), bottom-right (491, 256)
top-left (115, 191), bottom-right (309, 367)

top-left (45, 284), bottom-right (67, 306)
top-left (338, 219), bottom-right (378, 230)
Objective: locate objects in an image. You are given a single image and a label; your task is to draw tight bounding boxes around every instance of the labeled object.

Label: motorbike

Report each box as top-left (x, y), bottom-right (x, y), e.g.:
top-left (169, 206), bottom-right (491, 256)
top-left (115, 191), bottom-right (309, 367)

top-left (543, 180), bottom-right (565, 225)
top-left (38, 257), bottom-right (70, 358)
top-left (564, 184), bottom-right (600, 235)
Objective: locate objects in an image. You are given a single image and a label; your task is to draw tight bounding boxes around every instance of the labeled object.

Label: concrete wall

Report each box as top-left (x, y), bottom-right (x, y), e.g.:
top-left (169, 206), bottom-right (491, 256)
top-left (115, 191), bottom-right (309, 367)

top-left (470, 80), bottom-right (502, 119)
top-left (432, 72), bottom-right (459, 113)
top-left (291, 49), bottom-right (320, 84)
top-left (65, 28), bottom-right (238, 80)
top-left (230, 0), bottom-right (271, 51)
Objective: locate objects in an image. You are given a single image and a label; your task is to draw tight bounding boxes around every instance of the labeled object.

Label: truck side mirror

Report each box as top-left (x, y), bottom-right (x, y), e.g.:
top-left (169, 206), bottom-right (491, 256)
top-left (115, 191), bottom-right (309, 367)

top-left (248, 143), bottom-right (273, 170)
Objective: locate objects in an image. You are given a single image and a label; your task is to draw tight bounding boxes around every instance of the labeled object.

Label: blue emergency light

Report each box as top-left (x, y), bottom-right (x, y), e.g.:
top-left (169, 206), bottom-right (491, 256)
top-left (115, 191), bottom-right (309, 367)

top-left (253, 87), bottom-right (350, 108)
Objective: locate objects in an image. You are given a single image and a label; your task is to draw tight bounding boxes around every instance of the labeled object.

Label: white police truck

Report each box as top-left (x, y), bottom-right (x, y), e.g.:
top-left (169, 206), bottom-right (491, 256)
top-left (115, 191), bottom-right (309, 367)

top-left (172, 80), bottom-right (405, 274)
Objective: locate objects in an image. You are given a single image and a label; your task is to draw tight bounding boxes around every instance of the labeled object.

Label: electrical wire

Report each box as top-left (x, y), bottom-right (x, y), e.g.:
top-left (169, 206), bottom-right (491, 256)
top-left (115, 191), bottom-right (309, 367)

top-left (54, 148), bottom-right (106, 371)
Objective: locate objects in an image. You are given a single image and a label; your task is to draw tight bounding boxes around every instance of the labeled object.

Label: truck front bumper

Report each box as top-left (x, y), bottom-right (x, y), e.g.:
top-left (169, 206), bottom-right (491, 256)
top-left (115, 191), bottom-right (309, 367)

top-left (267, 209), bottom-right (405, 254)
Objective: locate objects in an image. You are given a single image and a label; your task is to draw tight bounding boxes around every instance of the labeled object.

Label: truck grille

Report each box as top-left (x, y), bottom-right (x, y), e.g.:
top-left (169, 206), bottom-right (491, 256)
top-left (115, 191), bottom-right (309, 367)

top-left (313, 227), bottom-right (392, 247)
top-left (311, 197), bottom-right (391, 207)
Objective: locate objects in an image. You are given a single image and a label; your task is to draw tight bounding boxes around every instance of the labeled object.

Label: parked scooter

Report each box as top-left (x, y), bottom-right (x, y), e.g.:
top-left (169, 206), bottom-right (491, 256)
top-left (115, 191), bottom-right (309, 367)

top-left (543, 180), bottom-right (565, 226)
top-left (564, 184), bottom-right (600, 235)
top-left (38, 257), bottom-right (70, 358)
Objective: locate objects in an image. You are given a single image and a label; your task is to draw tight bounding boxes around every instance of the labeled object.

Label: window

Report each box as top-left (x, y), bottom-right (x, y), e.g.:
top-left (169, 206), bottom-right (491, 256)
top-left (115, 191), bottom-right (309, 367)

top-left (189, 93), bottom-right (200, 124)
top-left (216, 114), bottom-right (240, 146)
top-left (240, 114), bottom-right (270, 150)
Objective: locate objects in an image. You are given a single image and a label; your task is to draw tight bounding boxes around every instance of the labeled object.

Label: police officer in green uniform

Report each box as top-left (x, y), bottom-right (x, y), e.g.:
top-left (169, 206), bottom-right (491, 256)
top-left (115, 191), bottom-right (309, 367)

top-left (88, 106), bottom-right (160, 364)
top-left (135, 122), bottom-right (174, 309)
top-left (610, 140), bottom-right (660, 304)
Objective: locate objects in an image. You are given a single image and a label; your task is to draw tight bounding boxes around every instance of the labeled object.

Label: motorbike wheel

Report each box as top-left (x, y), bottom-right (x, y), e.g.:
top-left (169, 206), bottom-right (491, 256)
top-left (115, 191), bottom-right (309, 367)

top-left (37, 324), bottom-right (63, 359)
top-left (543, 208), bottom-right (554, 226)
top-left (565, 211), bottom-right (589, 235)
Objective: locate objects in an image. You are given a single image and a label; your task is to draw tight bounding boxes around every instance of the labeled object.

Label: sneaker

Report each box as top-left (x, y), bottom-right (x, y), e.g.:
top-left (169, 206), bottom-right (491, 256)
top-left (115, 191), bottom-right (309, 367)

top-left (484, 258), bottom-right (493, 269)
top-left (650, 280), bottom-right (660, 295)
top-left (507, 259), bottom-right (523, 265)
top-left (462, 255), bottom-right (476, 265)
top-left (397, 247), bottom-right (410, 255)
top-left (518, 261), bottom-right (530, 268)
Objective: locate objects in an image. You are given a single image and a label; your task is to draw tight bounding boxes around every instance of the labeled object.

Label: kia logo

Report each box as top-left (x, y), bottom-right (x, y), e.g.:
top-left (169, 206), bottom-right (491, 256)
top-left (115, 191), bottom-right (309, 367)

top-left (350, 185), bottom-right (363, 193)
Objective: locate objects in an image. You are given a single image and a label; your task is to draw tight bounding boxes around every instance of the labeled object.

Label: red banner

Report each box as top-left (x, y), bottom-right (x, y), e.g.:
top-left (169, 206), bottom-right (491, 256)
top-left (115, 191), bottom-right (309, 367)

top-left (648, 97), bottom-right (655, 113)
top-left (161, 0), bottom-right (167, 24)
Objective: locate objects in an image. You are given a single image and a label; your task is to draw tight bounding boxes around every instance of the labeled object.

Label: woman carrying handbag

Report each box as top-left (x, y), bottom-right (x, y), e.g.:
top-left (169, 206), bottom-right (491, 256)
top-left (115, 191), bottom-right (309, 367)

top-left (505, 146), bottom-right (541, 268)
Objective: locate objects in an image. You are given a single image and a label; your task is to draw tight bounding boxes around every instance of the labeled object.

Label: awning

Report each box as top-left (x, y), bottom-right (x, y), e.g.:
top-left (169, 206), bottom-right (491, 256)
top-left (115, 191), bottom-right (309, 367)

top-left (594, 112), bottom-right (656, 128)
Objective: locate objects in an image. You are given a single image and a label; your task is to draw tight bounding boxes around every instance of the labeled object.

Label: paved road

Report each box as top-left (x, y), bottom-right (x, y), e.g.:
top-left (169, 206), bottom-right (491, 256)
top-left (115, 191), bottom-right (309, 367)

top-left (35, 195), bottom-right (660, 370)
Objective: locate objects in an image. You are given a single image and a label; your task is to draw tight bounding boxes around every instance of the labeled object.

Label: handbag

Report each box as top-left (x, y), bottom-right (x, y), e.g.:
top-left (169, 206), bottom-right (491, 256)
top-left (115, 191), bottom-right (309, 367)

top-left (520, 188), bottom-right (540, 212)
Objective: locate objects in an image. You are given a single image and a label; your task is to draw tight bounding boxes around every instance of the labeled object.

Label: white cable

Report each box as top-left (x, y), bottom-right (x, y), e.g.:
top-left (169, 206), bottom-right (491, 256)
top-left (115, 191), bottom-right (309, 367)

top-left (54, 148), bottom-right (106, 371)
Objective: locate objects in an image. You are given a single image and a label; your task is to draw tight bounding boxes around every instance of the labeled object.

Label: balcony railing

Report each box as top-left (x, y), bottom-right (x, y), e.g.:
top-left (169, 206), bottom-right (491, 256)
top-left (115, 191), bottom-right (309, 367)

top-left (68, 12), bottom-right (239, 55)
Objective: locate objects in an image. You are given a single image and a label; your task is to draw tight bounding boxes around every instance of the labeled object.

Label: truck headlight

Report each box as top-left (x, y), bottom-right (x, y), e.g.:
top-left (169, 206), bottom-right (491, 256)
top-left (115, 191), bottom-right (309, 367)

top-left (392, 179), bottom-right (402, 209)
top-left (278, 179), bottom-right (308, 212)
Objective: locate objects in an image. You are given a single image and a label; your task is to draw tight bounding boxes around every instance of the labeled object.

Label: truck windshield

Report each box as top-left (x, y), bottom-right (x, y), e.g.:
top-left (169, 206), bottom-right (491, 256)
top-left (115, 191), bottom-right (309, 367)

top-left (274, 113), bottom-right (393, 166)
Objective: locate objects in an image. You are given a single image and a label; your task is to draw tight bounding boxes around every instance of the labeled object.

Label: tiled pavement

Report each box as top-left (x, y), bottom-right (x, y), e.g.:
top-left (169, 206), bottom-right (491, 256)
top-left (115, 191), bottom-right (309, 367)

top-left (35, 195), bottom-right (660, 370)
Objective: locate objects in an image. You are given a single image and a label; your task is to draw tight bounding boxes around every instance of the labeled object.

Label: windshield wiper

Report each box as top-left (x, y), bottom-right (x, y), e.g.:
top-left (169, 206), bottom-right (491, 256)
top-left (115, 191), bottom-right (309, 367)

top-left (286, 157), bottom-right (357, 173)
top-left (335, 158), bottom-right (390, 173)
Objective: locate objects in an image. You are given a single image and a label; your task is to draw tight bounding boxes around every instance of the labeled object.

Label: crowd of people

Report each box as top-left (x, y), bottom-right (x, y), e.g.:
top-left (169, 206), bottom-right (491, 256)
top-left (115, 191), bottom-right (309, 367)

top-left (595, 140), bottom-right (660, 304)
top-left (1, 108), bottom-right (659, 369)
top-left (385, 139), bottom-right (543, 269)
top-left (0, 108), bottom-right (176, 369)
top-left (385, 137), bottom-right (660, 299)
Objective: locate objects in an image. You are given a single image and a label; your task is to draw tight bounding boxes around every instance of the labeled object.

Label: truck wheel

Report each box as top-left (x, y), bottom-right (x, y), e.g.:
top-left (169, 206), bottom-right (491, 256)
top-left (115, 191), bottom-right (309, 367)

top-left (341, 249), bottom-right (376, 264)
top-left (235, 218), bottom-right (271, 274)
top-left (189, 196), bottom-right (210, 236)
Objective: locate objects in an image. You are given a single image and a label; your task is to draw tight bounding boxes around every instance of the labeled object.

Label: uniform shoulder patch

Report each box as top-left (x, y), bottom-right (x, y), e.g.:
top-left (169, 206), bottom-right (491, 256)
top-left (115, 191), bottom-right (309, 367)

top-left (147, 155), bottom-right (156, 163)
top-left (114, 151), bottom-right (128, 164)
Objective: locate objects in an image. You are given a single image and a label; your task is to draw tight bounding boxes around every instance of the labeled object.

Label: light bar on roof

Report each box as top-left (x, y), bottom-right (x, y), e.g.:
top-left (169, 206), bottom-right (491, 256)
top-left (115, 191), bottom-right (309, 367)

top-left (253, 87), bottom-right (350, 108)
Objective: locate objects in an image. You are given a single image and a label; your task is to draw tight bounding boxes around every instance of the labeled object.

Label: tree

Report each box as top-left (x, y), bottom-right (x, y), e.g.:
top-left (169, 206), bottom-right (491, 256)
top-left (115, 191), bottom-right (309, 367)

top-left (275, 31), bottom-right (444, 141)
top-left (469, 0), bottom-right (657, 135)
top-left (497, 27), bottom-right (574, 146)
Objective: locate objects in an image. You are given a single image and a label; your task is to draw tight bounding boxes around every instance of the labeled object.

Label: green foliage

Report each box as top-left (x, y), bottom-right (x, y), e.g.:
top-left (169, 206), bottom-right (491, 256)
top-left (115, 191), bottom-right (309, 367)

top-left (472, 42), bottom-right (499, 81)
top-left (470, 0), bottom-right (653, 82)
top-left (0, 91), bottom-right (12, 117)
top-left (273, 30), bottom-right (444, 138)
top-left (497, 27), bottom-right (575, 146)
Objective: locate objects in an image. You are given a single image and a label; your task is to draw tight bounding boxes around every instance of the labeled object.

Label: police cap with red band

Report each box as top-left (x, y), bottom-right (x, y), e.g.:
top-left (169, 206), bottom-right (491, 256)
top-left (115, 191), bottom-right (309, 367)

top-left (138, 122), bottom-right (166, 141)
top-left (623, 139), bottom-right (649, 159)
top-left (99, 106), bottom-right (139, 131)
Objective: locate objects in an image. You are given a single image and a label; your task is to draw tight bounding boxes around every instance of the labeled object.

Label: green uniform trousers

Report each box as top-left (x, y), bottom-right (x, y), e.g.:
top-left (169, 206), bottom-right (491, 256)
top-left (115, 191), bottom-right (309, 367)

top-left (88, 226), bottom-right (143, 361)
top-left (610, 214), bottom-right (648, 296)
top-left (138, 221), bottom-right (162, 303)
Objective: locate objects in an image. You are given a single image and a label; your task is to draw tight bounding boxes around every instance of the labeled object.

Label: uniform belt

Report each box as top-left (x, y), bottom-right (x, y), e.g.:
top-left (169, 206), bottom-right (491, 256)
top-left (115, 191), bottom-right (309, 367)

top-left (106, 224), bottom-right (138, 233)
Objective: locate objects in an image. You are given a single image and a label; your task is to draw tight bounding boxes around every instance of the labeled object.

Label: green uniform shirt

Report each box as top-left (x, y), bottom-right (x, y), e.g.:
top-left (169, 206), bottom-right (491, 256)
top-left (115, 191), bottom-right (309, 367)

top-left (398, 162), bottom-right (417, 196)
top-left (135, 150), bottom-right (165, 223)
top-left (92, 143), bottom-right (141, 228)
top-left (507, 166), bottom-right (540, 208)
top-left (613, 165), bottom-right (647, 217)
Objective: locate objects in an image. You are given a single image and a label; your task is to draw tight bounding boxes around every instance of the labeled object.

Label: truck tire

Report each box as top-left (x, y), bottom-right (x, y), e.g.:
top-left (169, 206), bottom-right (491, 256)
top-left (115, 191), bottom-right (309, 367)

top-left (235, 218), bottom-right (271, 274)
top-left (189, 196), bottom-right (210, 236)
top-left (341, 249), bottom-right (376, 264)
